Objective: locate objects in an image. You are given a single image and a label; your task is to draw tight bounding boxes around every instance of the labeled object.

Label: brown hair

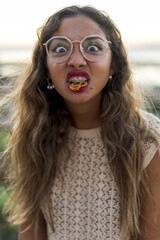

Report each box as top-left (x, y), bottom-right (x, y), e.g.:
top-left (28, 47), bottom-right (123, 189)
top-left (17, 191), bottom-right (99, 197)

top-left (2, 5), bottom-right (156, 240)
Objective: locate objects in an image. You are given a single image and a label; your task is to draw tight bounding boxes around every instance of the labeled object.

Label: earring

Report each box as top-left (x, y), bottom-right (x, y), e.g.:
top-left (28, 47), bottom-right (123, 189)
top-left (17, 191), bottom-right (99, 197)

top-left (108, 75), bottom-right (112, 80)
top-left (47, 78), bottom-right (54, 89)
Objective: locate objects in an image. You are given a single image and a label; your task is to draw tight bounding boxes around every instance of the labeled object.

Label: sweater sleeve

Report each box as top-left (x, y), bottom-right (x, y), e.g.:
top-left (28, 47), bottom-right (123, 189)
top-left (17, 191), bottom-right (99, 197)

top-left (141, 111), bottom-right (160, 169)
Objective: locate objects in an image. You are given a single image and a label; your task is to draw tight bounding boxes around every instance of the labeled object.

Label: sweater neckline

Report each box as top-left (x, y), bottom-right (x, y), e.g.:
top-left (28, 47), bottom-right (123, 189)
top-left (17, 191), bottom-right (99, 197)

top-left (69, 126), bottom-right (101, 138)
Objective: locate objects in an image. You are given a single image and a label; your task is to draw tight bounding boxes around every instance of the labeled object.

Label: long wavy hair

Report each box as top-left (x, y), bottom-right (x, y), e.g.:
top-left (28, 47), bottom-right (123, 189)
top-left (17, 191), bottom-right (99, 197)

top-left (2, 5), bottom-right (156, 240)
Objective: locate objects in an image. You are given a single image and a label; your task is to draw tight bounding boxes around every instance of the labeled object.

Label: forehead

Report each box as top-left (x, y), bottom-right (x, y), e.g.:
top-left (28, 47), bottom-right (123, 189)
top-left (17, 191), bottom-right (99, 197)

top-left (53, 15), bottom-right (106, 40)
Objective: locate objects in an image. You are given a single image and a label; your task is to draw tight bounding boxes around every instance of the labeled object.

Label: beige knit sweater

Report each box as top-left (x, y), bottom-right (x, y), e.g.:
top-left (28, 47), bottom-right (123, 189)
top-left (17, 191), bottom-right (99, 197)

top-left (42, 112), bottom-right (160, 240)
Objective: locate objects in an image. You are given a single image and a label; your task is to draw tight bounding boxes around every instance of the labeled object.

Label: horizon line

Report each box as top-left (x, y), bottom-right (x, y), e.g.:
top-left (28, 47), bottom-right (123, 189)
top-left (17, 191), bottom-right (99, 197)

top-left (0, 41), bottom-right (160, 49)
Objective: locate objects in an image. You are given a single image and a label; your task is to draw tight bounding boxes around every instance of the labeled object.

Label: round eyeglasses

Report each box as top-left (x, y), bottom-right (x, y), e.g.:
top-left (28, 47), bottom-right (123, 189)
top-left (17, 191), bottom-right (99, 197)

top-left (43, 35), bottom-right (112, 63)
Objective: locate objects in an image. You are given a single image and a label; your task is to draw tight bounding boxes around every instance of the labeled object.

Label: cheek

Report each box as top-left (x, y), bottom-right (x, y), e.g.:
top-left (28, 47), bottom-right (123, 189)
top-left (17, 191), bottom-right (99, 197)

top-left (93, 61), bottom-right (111, 83)
top-left (47, 61), bottom-right (65, 84)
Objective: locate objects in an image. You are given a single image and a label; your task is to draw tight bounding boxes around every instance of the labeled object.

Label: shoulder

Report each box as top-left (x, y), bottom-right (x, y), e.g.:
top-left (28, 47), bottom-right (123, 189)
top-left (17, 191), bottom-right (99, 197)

top-left (140, 112), bottom-right (160, 238)
top-left (140, 149), bottom-right (160, 239)
top-left (141, 110), bottom-right (160, 136)
top-left (140, 110), bottom-right (160, 168)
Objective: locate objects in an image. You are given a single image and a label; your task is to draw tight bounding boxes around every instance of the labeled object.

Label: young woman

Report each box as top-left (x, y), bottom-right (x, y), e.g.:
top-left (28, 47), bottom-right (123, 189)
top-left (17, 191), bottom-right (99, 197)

top-left (3, 5), bottom-right (160, 240)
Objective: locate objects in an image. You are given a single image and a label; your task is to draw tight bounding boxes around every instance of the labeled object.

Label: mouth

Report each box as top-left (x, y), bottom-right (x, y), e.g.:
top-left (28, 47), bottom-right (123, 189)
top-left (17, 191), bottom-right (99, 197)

top-left (67, 71), bottom-right (90, 92)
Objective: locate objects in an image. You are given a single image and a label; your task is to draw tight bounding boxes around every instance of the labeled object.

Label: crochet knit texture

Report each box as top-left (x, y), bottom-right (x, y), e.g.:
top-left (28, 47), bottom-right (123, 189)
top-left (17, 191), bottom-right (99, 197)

top-left (42, 112), bottom-right (160, 240)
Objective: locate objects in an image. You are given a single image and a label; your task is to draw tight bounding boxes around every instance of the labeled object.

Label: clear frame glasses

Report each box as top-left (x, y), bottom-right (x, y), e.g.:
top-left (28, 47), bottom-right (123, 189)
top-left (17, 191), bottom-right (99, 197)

top-left (43, 35), bottom-right (112, 63)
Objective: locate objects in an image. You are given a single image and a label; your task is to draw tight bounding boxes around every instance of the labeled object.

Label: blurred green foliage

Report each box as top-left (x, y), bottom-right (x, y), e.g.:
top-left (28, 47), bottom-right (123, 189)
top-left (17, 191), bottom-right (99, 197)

top-left (0, 127), bottom-right (18, 240)
top-left (0, 126), bottom-right (9, 152)
top-left (0, 186), bottom-right (18, 240)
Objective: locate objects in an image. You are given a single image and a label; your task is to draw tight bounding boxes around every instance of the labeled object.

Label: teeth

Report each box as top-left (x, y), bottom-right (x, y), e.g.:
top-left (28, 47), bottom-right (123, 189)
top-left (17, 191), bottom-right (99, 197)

top-left (69, 77), bottom-right (88, 83)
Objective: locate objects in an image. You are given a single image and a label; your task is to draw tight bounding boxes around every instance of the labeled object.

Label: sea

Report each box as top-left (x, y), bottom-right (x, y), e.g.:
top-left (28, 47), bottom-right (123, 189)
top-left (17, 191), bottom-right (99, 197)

top-left (0, 46), bottom-right (160, 101)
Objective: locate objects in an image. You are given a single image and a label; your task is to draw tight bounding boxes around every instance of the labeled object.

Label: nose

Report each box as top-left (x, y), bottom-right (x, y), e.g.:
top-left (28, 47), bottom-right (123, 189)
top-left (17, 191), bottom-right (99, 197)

top-left (67, 46), bottom-right (87, 69)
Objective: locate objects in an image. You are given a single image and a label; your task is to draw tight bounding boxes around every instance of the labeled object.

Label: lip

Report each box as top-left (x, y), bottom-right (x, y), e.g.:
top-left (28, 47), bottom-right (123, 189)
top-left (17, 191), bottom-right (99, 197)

top-left (67, 71), bottom-right (90, 82)
top-left (66, 71), bottom-right (90, 92)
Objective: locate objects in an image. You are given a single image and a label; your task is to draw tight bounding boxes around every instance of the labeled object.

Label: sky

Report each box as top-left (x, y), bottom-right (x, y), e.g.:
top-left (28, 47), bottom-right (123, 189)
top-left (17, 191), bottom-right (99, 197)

top-left (0, 0), bottom-right (160, 48)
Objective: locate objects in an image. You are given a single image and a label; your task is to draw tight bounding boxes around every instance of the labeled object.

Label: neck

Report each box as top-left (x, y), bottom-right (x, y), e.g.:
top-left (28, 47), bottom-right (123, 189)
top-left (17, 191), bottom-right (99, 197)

top-left (65, 99), bottom-right (101, 129)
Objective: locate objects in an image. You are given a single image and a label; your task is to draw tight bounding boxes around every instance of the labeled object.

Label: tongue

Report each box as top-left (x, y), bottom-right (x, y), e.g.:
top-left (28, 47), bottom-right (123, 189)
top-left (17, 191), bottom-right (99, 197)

top-left (70, 81), bottom-right (87, 91)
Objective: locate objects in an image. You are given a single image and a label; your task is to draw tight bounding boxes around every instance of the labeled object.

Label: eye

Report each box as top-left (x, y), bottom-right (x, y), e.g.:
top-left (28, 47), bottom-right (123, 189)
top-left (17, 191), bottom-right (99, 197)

top-left (53, 45), bottom-right (67, 53)
top-left (87, 44), bottom-right (100, 52)
top-left (83, 40), bottom-right (103, 54)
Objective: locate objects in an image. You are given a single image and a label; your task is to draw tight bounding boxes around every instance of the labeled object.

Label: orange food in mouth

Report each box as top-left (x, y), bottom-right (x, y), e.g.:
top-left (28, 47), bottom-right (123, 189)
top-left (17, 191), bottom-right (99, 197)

top-left (70, 81), bottom-right (88, 91)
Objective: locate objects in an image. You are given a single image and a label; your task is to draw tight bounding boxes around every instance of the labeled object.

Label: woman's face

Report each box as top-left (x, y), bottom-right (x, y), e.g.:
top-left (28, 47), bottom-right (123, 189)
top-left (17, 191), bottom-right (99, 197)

top-left (46, 15), bottom-right (114, 107)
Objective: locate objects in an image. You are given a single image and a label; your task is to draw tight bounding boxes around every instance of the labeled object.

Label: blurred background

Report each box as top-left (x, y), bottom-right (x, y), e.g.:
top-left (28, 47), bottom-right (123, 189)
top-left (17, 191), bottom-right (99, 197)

top-left (0, 0), bottom-right (160, 239)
